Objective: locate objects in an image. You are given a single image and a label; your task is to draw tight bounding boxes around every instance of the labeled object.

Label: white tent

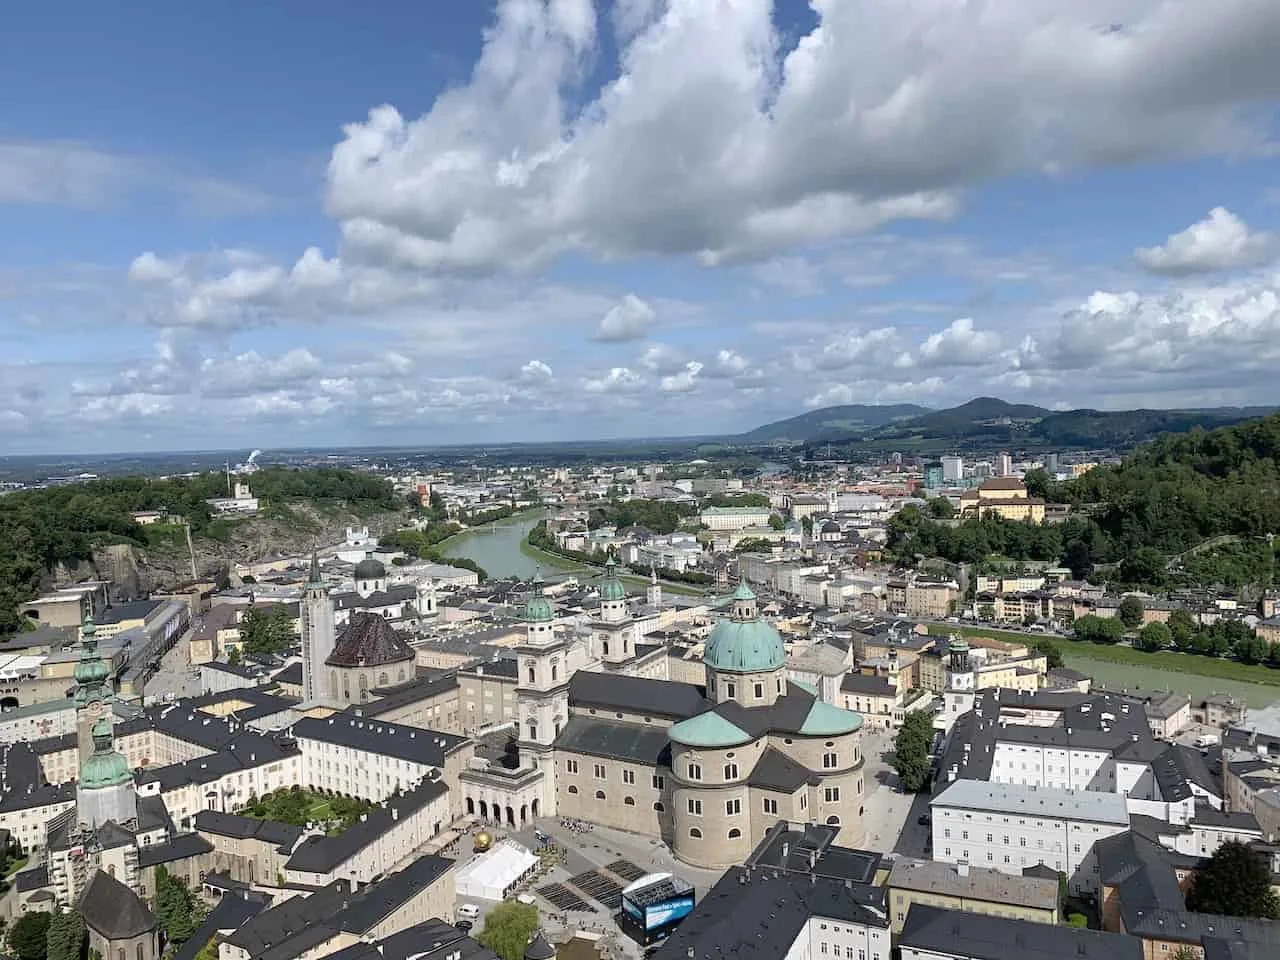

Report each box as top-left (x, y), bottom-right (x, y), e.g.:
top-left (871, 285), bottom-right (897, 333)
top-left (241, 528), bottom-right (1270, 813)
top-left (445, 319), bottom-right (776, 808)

top-left (455, 839), bottom-right (539, 901)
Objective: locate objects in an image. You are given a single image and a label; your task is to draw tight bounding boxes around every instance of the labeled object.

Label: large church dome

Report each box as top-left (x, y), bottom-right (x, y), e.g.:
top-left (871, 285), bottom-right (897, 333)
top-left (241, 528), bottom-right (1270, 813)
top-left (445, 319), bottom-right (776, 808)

top-left (703, 581), bottom-right (785, 673)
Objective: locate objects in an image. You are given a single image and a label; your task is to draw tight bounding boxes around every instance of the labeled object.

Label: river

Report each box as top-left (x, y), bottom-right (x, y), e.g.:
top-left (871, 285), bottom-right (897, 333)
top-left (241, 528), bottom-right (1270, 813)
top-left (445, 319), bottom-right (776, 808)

top-left (440, 510), bottom-right (548, 580)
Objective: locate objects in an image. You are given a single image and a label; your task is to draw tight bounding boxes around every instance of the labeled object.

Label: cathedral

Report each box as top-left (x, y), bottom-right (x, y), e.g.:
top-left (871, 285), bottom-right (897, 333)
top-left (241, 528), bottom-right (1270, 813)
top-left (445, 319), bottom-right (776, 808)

top-left (461, 564), bottom-right (868, 870)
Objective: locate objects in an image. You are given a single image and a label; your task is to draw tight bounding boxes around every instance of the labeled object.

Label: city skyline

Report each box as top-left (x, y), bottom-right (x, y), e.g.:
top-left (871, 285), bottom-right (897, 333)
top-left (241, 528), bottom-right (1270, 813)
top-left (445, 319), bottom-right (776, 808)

top-left (3, 1), bottom-right (1280, 454)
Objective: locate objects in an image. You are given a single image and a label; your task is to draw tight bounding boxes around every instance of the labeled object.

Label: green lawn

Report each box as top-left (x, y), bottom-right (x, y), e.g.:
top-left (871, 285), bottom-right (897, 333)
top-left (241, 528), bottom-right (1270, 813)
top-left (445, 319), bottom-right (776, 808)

top-left (925, 624), bottom-right (1280, 687)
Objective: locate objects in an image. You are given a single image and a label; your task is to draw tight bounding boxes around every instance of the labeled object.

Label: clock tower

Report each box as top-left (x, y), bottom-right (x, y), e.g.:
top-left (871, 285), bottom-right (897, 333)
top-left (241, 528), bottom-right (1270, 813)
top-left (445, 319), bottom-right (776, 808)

top-left (74, 612), bottom-right (111, 766)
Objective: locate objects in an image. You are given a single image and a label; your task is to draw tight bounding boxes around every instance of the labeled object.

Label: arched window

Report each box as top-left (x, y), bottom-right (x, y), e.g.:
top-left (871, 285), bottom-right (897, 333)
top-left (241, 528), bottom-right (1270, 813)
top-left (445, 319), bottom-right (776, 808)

top-left (568, 785), bottom-right (578, 794)
top-left (723, 763), bottom-right (738, 780)
top-left (623, 637), bottom-right (629, 653)
top-left (603, 640), bottom-right (610, 656)
top-left (118, 950), bottom-right (125, 960)
top-left (379, 672), bottom-right (389, 687)
top-left (528, 666), bottom-right (536, 683)
top-left (359, 674), bottom-right (369, 702)
top-left (689, 828), bottom-right (702, 839)
top-left (551, 663), bottom-right (558, 682)
top-left (826, 815), bottom-right (841, 826)
top-left (137, 945), bottom-right (145, 960)
top-left (624, 796), bottom-right (635, 806)
top-left (343, 675), bottom-right (351, 700)
top-left (595, 790), bottom-right (606, 800)
top-left (528, 721), bottom-right (538, 742)
top-left (728, 828), bottom-right (741, 838)
top-left (653, 801), bottom-right (665, 812)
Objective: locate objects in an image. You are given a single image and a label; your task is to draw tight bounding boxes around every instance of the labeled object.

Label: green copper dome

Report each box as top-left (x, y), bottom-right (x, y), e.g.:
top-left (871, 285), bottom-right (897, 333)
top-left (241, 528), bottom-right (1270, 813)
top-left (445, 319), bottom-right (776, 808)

top-left (80, 719), bottom-right (132, 789)
top-left (704, 581), bottom-right (785, 673)
top-left (74, 612), bottom-right (110, 689)
top-left (525, 576), bottom-right (554, 623)
top-left (669, 711), bottom-right (755, 748)
top-left (599, 559), bottom-right (627, 603)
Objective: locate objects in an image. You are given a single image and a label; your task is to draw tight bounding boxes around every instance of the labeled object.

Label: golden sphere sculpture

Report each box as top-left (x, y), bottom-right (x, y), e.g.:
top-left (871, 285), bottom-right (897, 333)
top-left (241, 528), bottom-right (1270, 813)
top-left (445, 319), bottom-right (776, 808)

top-left (474, 831), bottom-right (493, 852)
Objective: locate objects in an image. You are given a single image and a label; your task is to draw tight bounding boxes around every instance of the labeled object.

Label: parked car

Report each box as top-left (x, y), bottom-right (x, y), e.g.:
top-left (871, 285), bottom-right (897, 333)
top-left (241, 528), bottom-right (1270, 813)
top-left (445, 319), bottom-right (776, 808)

top-left (457, 904), bottom-right (481, 921)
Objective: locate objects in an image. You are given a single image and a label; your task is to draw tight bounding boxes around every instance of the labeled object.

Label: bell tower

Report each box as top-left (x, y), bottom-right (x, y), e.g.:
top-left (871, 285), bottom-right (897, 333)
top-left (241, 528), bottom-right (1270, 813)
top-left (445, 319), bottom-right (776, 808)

top-left (301, 551), bottom-right (336, 702)
top-left (516, 574), bottom-right (569, 748)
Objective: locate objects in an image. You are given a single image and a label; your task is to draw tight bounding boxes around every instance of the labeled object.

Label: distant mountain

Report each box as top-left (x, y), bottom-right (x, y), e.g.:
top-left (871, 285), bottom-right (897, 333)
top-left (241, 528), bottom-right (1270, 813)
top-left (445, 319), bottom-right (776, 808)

top-left (739, 397), bottom-right (1277, 449)
top-left (740, 403), bottom-right (929, 443)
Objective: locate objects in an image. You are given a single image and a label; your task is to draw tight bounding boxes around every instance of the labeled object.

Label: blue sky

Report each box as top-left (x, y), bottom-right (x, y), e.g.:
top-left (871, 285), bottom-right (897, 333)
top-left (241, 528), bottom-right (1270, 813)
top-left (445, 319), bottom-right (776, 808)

top-left (2, 0), bottom-right (1279, 454)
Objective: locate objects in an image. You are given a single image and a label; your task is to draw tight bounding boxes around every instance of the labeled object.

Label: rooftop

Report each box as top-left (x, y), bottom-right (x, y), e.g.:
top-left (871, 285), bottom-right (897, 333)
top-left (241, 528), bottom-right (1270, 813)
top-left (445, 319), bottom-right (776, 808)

top-left (899, 904), bottom-right (1141, 960)
top-left (887, 858), bottom-right (1057, 911)
top-left (932, 780), bottom-right (1131, 825)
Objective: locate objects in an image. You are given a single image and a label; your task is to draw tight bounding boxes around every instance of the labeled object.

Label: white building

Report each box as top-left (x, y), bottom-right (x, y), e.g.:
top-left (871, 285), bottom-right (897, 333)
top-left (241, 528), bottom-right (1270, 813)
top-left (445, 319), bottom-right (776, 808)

top-left (699, 506), bottom-right (773, 531)
top-left (930, 780), bottom-right (1130, 894)
top-left (940, 456), bottom-right (964, 483)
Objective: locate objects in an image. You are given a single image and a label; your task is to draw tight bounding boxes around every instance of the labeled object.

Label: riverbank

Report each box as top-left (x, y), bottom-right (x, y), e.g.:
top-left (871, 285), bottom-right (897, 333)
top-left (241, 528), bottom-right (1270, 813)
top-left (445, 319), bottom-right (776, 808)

top-left (519, 531), bottom-right (709, 597)
top-left (926, 623), bottom-right (1280, 687)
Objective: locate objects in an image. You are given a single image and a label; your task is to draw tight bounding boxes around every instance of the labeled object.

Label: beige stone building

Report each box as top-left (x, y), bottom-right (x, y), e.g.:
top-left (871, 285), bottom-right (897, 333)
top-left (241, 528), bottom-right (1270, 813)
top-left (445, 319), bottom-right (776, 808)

top-left (887, 857), bottom-right (1058, 933)
top-left (959, 478), bottom-right (1046, 522)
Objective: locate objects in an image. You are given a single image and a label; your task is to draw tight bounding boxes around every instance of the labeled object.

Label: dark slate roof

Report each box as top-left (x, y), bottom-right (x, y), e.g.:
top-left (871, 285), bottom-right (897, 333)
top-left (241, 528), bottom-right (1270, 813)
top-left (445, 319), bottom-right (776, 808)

top-left (79, 869), bottom-right (157, 940)
top-left (203, 660), bottom-right (259, 679)
top-left (15, 866), bottom-right (49, 892)
top-left (568, 671), bottom-right (708, 720)
top-left (99, 599), bottom-right (164, 624)
top-left (137, 832), bottom-right (215, 867)
top-left (272, 662), bottom-right (303, 686)
top-left (840, 673), bottom-right (895, 696)
top-left (334, 854), bottom-right (455, 933)
top-left (747, 747), bottom-right (814, 794)
top-left (899, 904), bottom-right (1142, 960)
top-left (193, 810), bottom-right (303, 851)
top-left (650, 864), bottom-right (887, 960)
top-left (327, 611), bottom-right (415, 668)
top-left (171, 893), bottom-right (272, 960)
top-left (291, 715), bottom-right (468, 766)
top-left (746, 822), bottom-right (881, 883)
top-left (332, 584), bottom-right (417, 611)
top-left (1094, 831), bottom-right (1185, 912)
top-left (1122, 907), bottom-right (1280, 948)
top-left (1203, 937), bottom-right (1279, 960)
top-left (285, 777), bottom-right (449, 874)
top-left (554, 717), bottom-right (670, 766)
top-left (1191, 804), bottom-right (1261, 832)
top-left (349, 674), bottom-right (460, 720)
top-left (323, 919), bottom-right (499, 960)
top-left (138, 794), bottom-right (176, 835)
top-left (96, 820), bottom-right (135, 849)
top-left (225, 879), bottom-right (354, 956)
top-left (1153, 743), bottom-right (1222, 803)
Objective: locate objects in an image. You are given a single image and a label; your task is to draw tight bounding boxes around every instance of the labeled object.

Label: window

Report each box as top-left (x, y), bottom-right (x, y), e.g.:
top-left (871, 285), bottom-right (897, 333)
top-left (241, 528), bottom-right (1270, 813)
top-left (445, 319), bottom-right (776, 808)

top-left (726, 681), bottom-right (736, 698)
top-left (724, 763), bottom-right (738, 780)
top-left (652, 774), bottom-right (665, 790)
top-left (820, 944), bottom-right (828, 955)
top-left (687, 763), bottom-right (702, 781)
top-left (800, 793), bottom-right (807, 810)
top-left (551, 664), bottom-right (558, 682)
top-left (763, 798), bottom-right (778, 815)
top-left (527, 666), bottom-right (535, 683)
top-left (823, 752), bottom-right (838, 769)
top-left (689, 828), bottom-right (702, 839)
top-left (824, 787), bottom-right (840, 802)
top-left (728, 828), bottom-right (741, 838)
top-left (624, 796), bottom-right (635, 806)
top-left (594, 763), bottom-right (606, 779)
top-left (754, 682), bottom-right (764, 698)
top-left (565, 759), bottom-right (579, 774)
top-left (962, 830), bottom-right (969, 840)
top-left (622, 769), bottom-right (636, 785)
top-left (1020, 837), bottom-right (1027, 847)
top-left (687, 798), bottom-right (702, 816)
top-left (777, 678), bottom-right (783, 693)
top-left (725, 798), bottom-right (741, 816)
top-left (567, 785), bottom-right (578, 794)
top-left (595, 790), bottom-right (606, 800)
top-left (654, 801), bottom-right (665, 812)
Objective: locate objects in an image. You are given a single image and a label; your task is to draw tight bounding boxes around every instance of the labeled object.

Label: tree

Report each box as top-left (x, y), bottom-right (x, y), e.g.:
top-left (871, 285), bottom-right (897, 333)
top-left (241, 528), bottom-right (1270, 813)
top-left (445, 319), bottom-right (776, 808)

top-left (1023, 468), bottom-right (1051, 501)
top-left (1032, 639), bottom-right (1063, 670)
top-left (227, 647), bottom-right (242, 666)
top-left (978, 604), bottom-right (995, 621)
top-left (801, 515), bottom-right (814, 535)
top-left (926, 497), bottom-right (956, 519)
top-left (1072, 614), bottom-right (1125, 644)
top-left (1171, 948), bottom-right (1199, 960)
top-left (238, 604), bottom-right (296, 657)
top-left (1063, 540), bottom-right (1093, 580)
top-left (1120, 547), bottom-right (1166, 587)
top-left (1185, 841), bottom-right (1280, 918)
top-left (475, 902), bottom-right (540, 960)
top-left (10, 912), bottom-right (51, 960)
top-left (154, 865), bottom-right (207, 944)
top-left (46, 910), bottom-right (85, 960)
top-left (1117, 596), bottom-right (1145, 630)
top-left (734, 538), bottom-right (775, 554)
top-left (1168, 609), bottom-right (1198, 650)
top-left (891, 711), bottom-right (934, 793)
top-left (1135, 621), bottom-right (1172, 652)
top-left (767, 514), bottom-right (785, 531)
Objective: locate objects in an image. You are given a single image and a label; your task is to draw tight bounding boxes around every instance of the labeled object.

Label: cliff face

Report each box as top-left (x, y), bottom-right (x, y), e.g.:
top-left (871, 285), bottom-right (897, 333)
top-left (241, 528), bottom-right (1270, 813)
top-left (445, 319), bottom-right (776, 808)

top-left (45, 502), bottom-right (407, 600)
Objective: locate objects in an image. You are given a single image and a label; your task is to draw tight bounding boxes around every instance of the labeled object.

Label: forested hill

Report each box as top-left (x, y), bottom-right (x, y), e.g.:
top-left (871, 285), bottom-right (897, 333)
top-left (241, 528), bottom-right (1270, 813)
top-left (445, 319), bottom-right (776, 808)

top-left (890, 412), bottom-right (1280, 592)
top-left (0, 468), bottom-right (399, 633)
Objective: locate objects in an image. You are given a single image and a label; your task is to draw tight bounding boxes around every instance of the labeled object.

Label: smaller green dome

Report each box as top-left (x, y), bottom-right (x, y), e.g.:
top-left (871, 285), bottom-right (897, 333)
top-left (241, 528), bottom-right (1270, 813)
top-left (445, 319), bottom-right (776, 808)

top-left (75, 656), bottom-right (110, 687)
top-left (525, 576), bottom-right (554, 623)
top-left (669, 711), bottom-right (754, 748)
top-left (80, 719), bottom-right (132, 788)
top-left (599, 560), bottom-right (627, 602)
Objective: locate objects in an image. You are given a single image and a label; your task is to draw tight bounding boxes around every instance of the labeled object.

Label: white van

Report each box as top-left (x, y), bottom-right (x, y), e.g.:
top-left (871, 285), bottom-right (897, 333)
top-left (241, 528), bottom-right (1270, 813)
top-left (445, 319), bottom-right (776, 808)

top-left (457, 904), bottom-right (481, 921)
top-left (1194, 734), bottom-right (1219, 749)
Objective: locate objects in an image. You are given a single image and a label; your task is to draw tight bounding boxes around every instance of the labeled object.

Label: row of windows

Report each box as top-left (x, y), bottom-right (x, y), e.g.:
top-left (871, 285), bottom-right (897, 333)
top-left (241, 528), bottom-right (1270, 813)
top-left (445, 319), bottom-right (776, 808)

top-left (722, 678), bottom-right (785, 699)
top-left (563, 759), bottom-right (664, 789)
top-left (564, 786), bottom-right (663, 810)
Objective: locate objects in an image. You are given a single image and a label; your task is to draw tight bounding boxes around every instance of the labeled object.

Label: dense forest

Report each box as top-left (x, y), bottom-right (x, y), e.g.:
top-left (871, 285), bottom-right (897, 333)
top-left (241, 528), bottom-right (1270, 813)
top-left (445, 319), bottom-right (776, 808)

top-left (890, 412), bottom-right (1280, 592)
top-left (0, 468), bottom-right (398, 633)
top-left (587, 499), bottom-right (699, 534)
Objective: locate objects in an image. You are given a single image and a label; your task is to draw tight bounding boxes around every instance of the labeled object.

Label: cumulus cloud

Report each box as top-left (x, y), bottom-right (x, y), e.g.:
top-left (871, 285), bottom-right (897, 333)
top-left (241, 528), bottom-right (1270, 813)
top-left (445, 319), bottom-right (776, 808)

top-left (596, 294), bottom-right (656, 342)
top-left (660, 361), bottom-right (703, 393)
top-left (583, 366), bottom-right (645, 393)
top-left (520, 359), bottom-right (555, 384)
top-left (638, 343), bottom-right (686, 375)
top-left (916, 317), bottom-right (1002, 366)
top-left (325, 0), bottom-right (1280, 274)
top-left (1135, 208), bottom-right (1276, 275)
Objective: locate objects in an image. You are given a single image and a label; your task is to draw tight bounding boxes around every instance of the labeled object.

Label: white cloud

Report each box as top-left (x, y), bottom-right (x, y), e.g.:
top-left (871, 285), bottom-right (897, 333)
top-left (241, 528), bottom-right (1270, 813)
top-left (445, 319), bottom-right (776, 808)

top-left (916, 317), bottom-right (1002, 366)
top-left (596, 294), bottom-right (656, 342)
top-left (638, 343), bottom-right (686, 375)
top-left (660, 361), bottom-right (703, 393)
top-left (520, 359), bottom-right (555, 383)
top-left (583, 366), bottom-right (645, 393)
top-left (1135, 207), bottom-right (1276, 275)
top-left (705, 349), bottom-right (750, 378)
top-left (128, 252), bottom-right (182, 283)
top-left (325, 0), bottom-right (1280, 274)
top-left (812, 327), bottom-right (901, 371)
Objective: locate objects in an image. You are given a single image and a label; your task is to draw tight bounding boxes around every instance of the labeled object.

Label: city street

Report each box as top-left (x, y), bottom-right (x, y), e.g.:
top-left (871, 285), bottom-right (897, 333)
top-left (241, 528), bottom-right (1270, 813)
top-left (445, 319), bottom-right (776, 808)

top-left (858, 726), bottom-right (919, 854)
top-left (141, 623), bottom-right (201, 703)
